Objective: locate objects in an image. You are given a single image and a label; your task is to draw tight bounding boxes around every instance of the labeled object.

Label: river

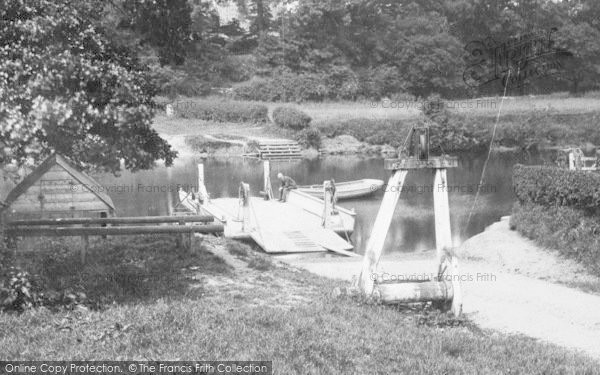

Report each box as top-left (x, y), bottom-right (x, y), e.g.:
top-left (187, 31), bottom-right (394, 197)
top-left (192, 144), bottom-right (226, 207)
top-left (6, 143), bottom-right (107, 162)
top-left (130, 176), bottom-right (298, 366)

top-left (97, 150), bottom-right (557, 254)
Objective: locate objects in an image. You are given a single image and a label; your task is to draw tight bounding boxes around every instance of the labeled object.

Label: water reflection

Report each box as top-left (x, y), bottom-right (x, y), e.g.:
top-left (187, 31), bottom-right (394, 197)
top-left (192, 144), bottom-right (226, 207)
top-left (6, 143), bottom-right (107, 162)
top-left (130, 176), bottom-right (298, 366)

top-left (97, 150), bottom-right (557, 254)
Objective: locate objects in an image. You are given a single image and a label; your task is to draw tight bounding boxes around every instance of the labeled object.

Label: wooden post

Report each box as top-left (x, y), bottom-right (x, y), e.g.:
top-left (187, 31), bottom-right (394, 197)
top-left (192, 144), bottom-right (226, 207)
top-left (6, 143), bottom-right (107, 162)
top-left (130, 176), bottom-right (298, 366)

top-left (433, 169), bottom-right (452, 263)
top-left (449, 254), bottom-right (462, 316)
top-left (263, 160), bottom-right (273, 200)
top-left (358, 170), bottom-right (407, 294)
top-left (322, 180), bottom-right (331, 227)
top-left (239, 182), bottom-right (250, 232)
top-left (568, 151), bottom-right (575, 170)
top-left (81, 223), bottom-right (89, 264)
top-left (197, 163), bottom-right (209, 205)
top-left (177, 219), bottom-right (185, 250)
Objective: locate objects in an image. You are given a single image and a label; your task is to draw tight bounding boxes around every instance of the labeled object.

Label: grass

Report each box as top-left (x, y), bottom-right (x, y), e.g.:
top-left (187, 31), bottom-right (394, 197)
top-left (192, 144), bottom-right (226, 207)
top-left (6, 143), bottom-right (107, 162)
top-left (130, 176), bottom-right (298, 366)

top-left (1, 236), bottom-right (599, 373)
top-left (268, 95), bottom-right (600, 122)
top-left (511, 202), bottom-right (600, 276)
top-left (152, 94), bottom-right (600, 156)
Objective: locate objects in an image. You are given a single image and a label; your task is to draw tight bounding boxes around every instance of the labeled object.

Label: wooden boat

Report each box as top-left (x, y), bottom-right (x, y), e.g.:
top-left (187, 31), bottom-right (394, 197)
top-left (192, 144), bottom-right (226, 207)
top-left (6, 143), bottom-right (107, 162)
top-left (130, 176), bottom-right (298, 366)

top-left (298, 179), bottom-right (384, 200)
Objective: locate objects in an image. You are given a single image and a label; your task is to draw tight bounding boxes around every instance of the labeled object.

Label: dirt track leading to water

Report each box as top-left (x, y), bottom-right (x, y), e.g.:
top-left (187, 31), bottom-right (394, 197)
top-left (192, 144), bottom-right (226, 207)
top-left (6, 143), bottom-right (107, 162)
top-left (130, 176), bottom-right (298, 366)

top-left (281, 218), bottom-right (600, 359)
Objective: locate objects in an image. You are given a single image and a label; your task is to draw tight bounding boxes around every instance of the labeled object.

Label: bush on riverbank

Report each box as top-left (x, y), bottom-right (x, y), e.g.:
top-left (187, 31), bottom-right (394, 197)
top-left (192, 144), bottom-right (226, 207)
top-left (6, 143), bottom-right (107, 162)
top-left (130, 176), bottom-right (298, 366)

top-left (315, 118), bottom-right (411, 148)
top-left (511, 202), bottom-right (600, 274)
top-left (173, 98), bottom-right (268, 123)
top-left (272, 107), bottom-right (312, 130)
top-left (513, 164), bottom-right (600, 214)
top-left (313, 109), bottom-right (600, 152)
top-left (473, 110), bottom-right (600, 150)
top-left (295, 127), bottom-right (322, 149)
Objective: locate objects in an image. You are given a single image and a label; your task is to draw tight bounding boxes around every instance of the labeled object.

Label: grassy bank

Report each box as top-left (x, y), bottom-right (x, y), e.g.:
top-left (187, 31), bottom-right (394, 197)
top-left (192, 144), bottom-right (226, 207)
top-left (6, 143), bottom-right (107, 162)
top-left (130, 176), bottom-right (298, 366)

top-left (511, 202), bottom-right (600, 276)
top-left (154, 95), bottom-right (600, 156)
top-left (1, 237), bottom-right (599, 372)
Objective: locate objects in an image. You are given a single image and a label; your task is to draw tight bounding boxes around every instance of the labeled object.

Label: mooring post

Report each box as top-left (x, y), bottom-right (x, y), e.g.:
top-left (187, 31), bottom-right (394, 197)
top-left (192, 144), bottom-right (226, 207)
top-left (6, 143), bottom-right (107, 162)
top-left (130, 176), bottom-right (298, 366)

top-left (239, 182), bottom-right (250, 232)
top-left (322, 180), bottom-right (331, 227)
top-left (449, 253), bottom-right (463, 316)
top-left (358, 170), bottom-right (407, 294)
top-left (263, 160), bottom-right (273, 200)
top-left (433, 168), bottom-right (453, 263)
top-left (81, 223), bottom-right (89, 264)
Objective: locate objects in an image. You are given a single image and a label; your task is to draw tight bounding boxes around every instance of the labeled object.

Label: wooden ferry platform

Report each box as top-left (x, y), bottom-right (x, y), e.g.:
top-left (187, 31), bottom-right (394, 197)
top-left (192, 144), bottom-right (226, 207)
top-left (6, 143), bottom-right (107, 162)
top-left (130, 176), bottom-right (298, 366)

top-left (200, 191), bottom-right (356, 256)
top-left (176, 163), bottom-right (357, 257)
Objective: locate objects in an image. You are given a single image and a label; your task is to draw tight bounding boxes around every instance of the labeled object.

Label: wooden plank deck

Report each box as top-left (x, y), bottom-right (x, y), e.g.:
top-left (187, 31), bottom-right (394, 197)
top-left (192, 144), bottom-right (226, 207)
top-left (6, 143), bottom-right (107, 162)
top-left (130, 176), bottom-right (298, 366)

top-left (257, 140), bottom-right (302, 160)
top-left (201, 197), bottom-right (356, 256)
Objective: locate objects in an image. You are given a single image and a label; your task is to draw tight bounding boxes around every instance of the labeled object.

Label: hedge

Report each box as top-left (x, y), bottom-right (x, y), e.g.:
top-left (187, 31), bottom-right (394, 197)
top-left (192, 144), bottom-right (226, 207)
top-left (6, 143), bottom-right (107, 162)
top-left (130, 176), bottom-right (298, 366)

top-left (512, 164), bottom-right (600, 213)
top-left (272, 107), bottom-right (312, 130)
top-left (173, 99), bottom-right (268, 123)
top-left (511, 202), bottom-right (600, 274)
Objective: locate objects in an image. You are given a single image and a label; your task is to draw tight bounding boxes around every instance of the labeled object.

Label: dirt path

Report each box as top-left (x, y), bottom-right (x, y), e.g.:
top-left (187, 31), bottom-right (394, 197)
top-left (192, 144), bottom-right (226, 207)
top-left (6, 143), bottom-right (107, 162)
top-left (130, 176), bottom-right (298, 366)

top-left (280, 219), bottom-right (600, 359)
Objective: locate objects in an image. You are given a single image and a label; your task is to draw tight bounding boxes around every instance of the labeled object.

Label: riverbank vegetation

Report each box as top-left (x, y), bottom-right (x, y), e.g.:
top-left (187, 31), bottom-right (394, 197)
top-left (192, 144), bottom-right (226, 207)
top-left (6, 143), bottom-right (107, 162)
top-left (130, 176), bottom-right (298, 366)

top-left (156, 95), bottom-right (600, 155)
top-left (1, 237), bottom-right (599, 372)
top-left (511, 165), bottom-right (600, 274)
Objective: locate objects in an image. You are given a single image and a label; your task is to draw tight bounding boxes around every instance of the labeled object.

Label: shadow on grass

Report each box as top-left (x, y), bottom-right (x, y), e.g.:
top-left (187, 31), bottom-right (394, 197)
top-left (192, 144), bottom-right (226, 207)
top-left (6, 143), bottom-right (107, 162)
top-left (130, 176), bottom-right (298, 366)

top-left (4, 235), bottom-right (231, 309)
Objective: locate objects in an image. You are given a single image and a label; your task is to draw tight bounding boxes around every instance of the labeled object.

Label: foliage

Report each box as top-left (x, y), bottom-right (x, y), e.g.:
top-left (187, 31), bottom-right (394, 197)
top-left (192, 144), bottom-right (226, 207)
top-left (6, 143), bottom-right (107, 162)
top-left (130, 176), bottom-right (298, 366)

top-left (0, 268), bottom-right (41, 313)
top-left (552, 20), bottom-right (600, 93)
top-left (174, 99), bottom-right (268, 123)
top-left (295, 127), bottom-right (322, 149)
top-left (511, 202), bottom-right (600, 274)
top-left (272, 107), bottom-right (312, 130)
top-left (255, 1), bottom-right (466, 98)
top-left (513, 164), bottom-right (600, 214)
top-left (423, 95), bottom-right (486, 153)
top-left (233, 72), bottom-right (330, 102)
top-left (315, 118), bottom-right (412, 148)
top-left (149, 65), bottom-right (212, 98)
top-left (0, 0), bottom-right (176, 173)
top-left (120, 0), bottom-right (193, 66)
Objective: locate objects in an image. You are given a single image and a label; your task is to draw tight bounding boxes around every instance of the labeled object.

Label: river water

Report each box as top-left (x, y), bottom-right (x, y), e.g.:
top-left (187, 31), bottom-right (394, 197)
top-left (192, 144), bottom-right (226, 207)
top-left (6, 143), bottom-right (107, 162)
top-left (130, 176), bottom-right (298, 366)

top-left (97, 151), bottom-right (557, 254)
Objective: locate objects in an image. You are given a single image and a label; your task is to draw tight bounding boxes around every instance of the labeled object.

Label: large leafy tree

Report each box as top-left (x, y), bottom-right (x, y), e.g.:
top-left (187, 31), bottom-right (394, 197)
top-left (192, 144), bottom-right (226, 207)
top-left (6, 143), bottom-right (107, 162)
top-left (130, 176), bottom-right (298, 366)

top-left (120, 0), bottom-right (193, 66)
top-left (256, 0), bottom-right (465, 97)
top-left (0, 0), bottom-right (177, 173)
top-left (553, 21), bottom-right (600, 93)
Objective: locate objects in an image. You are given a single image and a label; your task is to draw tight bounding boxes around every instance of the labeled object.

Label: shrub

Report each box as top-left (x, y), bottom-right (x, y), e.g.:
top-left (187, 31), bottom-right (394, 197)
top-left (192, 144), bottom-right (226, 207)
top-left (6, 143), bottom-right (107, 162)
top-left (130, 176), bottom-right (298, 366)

top-left (511, 202), bottom-right (600, 274)
top-left (174, 99), bottom-right (268, 123)
top-left (296, 127), bottom-right (322, 149)
top-left (272, 107), bottom-right (312, 130)
top-left (0, 268), bottom-right (41, 313)
top-left (315, 118), bottom-right (412, 148)
top-left (232, 78), bottom-right (280, 102)
top-left (513, 164), bottom-right (600, 213)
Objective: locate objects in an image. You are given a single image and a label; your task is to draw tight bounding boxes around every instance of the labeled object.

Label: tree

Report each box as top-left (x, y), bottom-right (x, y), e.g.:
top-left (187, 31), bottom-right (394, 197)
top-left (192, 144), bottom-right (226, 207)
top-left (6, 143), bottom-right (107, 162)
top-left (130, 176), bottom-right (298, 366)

top-left (121, 0), bottom-right (193, 66)
top-left (256, 0), bottom-right (465, 97)
top-left (0, 0), bottom-right (177, 173)
top-left (553, 21), bottom-right (600, 93)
